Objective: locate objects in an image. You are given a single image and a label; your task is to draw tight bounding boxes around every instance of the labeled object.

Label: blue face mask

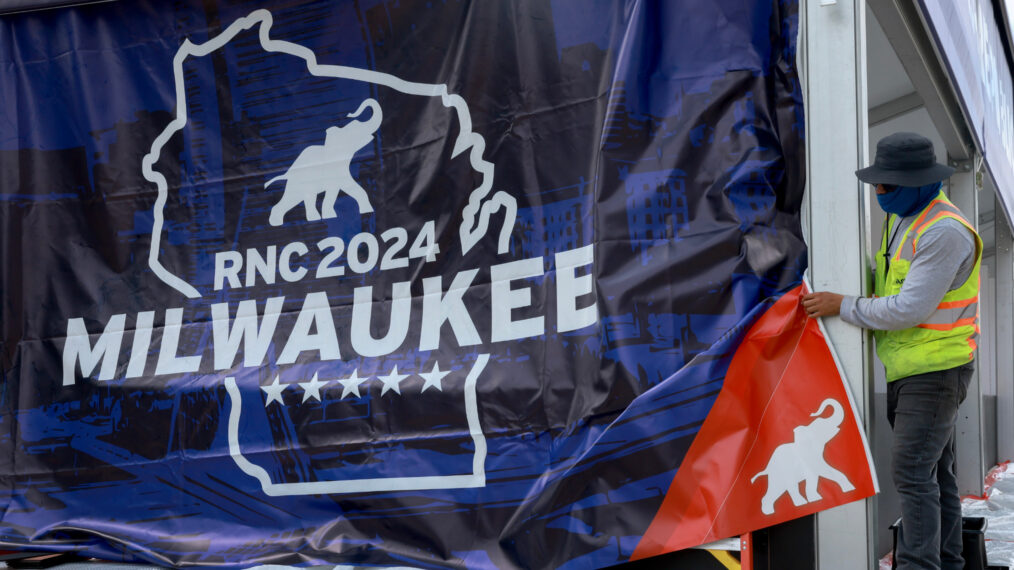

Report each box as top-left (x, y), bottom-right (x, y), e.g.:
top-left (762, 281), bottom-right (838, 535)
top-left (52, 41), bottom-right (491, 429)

top-left (876, 182), bottom-right (942, 217)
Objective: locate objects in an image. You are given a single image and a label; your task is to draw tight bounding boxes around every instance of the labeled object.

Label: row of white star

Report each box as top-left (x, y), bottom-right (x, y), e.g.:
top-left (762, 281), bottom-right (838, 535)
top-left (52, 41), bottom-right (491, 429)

top-left (259, 364), bottom-right (452, 406)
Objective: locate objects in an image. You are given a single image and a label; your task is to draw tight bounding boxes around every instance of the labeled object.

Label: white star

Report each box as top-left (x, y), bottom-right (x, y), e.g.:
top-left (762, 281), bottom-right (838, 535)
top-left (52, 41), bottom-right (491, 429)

top-left (419, 363), bottom-right (451, 393)
top-left (337, 368), bottom-right (369, 399)
top-left (261, 375), bottom-right (287, 407)
top-left (299, 372), bottom-right (328, 403)
top-left (378, 365), bottom-right (409, 396)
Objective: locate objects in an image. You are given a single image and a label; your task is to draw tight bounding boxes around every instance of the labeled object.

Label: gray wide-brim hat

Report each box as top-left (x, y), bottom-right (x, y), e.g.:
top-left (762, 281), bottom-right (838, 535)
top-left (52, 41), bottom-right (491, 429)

top-left (855, 131), bottom-right (955, 187)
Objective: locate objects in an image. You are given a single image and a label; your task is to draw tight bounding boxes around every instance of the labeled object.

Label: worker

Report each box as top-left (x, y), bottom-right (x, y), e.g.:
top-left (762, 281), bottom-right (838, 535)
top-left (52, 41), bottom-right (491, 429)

top-left (802, 131), bottom-right (980, 570)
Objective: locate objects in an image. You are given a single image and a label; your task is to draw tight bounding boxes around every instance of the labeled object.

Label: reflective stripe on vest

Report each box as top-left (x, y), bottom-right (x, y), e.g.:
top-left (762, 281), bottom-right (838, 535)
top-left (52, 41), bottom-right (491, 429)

top-left (873, 191), bottom-right (982, 382)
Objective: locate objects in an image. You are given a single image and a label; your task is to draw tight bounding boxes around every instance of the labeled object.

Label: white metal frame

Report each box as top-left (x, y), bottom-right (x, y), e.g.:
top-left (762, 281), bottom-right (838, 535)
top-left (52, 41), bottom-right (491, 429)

top-left (800, 1), bottom-right (878, 568)
top-left (993, 191), bottom-right (1014, 462)
top-left (949, 162), bottom-right (987, 496)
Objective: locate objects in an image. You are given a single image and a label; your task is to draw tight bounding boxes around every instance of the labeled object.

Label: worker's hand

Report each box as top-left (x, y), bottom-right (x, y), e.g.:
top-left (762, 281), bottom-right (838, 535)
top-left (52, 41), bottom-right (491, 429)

top-left (801, 291), bottom-right (843, 318)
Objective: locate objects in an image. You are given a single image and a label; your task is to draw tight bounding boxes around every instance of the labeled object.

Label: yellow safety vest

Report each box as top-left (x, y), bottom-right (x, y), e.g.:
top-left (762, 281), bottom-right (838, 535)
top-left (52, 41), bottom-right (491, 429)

top-left (873, 191), bottom-right (982, 382)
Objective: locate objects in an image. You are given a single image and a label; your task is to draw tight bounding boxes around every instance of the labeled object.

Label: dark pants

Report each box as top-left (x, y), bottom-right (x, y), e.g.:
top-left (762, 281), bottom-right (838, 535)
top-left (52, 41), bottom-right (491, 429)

top-left (888, 363), bottom-right (973, 570)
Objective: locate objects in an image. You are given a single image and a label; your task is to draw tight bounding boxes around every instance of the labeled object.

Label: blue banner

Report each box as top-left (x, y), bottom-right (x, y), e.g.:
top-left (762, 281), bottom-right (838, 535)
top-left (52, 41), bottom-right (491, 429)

top-left (0, 1), bottom-right (807, 567)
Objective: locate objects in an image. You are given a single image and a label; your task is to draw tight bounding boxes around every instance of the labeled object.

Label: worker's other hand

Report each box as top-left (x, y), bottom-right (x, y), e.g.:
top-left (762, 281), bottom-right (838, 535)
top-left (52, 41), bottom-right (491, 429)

top-left (801, 291), bottom-right (843, 318)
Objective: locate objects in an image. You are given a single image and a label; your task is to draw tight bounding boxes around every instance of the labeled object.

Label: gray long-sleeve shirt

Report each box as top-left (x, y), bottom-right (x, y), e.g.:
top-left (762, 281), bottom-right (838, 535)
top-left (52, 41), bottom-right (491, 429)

top-left (839, 216), bottom-right (976, 331)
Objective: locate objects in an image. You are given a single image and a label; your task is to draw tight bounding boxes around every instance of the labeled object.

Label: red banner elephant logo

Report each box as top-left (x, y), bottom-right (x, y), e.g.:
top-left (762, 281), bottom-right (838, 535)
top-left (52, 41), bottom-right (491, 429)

top-left (750, 398), bottom-right (856, 515)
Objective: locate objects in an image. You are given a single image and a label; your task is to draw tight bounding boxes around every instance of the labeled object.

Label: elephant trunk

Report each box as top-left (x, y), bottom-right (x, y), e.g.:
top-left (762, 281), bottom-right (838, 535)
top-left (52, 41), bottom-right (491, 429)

top-left (347, 98), bottom-right (382, 133)
top-left (811, 398), bottom-right (844, 426)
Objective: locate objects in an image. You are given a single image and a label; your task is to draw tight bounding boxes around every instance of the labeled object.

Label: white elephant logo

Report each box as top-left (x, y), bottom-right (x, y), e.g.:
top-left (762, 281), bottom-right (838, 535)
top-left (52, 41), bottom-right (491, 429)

top-left (750, 398), bottom-right (855, 515)
top-left (266, 98), bottom-right (380, 225)
top-left (143, 9), bottom-right (517, 299)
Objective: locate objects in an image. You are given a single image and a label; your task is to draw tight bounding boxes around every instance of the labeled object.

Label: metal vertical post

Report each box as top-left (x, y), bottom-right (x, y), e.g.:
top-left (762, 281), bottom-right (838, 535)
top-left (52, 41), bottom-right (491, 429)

top-left (995, 195), bottom-right (1014, 462)
top-left (802, 0), bottom-right (876, 568)
top-left (740, 533), bottom-right (753, 570)
top-left (948, 159), bottom-right (986, 495)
